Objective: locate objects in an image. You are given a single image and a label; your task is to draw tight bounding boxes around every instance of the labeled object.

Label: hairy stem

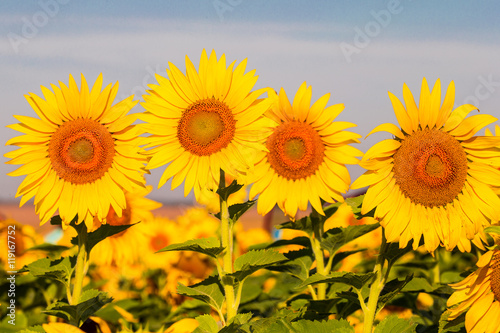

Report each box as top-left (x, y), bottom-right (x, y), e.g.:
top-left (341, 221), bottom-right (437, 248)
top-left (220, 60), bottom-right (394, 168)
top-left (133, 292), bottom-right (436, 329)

top-left (219, 171), bottom-right (237, 322)
top-left (362, 233), bottom-right (388, 333)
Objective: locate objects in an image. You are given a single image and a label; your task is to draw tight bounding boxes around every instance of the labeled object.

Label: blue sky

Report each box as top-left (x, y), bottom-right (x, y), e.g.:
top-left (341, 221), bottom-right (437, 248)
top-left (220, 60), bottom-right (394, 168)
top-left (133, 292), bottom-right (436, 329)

top-left (1, 0), bottom-right (499, 204)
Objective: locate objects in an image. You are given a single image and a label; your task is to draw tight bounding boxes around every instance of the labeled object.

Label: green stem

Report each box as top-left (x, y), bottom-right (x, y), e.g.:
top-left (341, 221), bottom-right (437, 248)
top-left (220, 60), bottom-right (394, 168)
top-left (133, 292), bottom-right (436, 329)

top-left (433, 249), bottom-right (441, 285)
top-left (310, 210), bottom-right (328, 300)
top-left (219, 170), bottom-right (237, 323)
top-left (69, 227), bottom-right (88, 327)
top-left (362, 232), bottom-right (388, 333)
top-left (72, 238), bottom-right (87, 306)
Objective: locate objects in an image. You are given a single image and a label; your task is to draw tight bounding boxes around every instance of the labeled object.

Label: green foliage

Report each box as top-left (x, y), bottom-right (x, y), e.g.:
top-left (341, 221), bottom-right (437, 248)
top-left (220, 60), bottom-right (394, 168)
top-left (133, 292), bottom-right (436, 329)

top-left (231, 249), bottom-right (287, 282)
top-left (215, 200), bottom-right (256, 222)
top-left (177, 276), bottom-right (225, 314)
top-left (268, 249), bottom-right (314, 281)
top-left (71, 223), bottom-right (138, 254)
top-left (296, 272), bottom-right (376, 290)
top-left (44, 289), bottom-right (112, 325)
top-left (217, 180), bottom-right (244, 201)
top-left (321, 223), bottom-right (380, 254)
top-left (374, 316), bottom-right (417, 333)
top-left (19, 256), bottom-right (75, 288)
top-left (157, 237), bottom-right (225, 258)
top-left (193, 314), bottom-right (220, 333)
top-left (438, 311), bottom-right (466, 333)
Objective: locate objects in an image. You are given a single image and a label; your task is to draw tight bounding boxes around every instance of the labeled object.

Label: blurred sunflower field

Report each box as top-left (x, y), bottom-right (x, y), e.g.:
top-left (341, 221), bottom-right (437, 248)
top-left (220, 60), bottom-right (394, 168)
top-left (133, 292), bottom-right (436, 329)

top-left (2, 49), bottom-right (500, 333)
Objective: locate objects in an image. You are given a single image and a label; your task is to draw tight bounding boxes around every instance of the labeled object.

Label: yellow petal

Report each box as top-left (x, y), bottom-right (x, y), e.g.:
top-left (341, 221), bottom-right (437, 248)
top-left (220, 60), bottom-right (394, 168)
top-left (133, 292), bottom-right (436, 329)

top-left (388, 91), bottom-right (413, 134)
top-left (436, 81), bottom-right (455, 128)
top-left (365, 122), bottom-right (405, 140)
top-left (443, 104), bottom-right (478, 132)
top-left (402, 83), bottom-right (419, 132)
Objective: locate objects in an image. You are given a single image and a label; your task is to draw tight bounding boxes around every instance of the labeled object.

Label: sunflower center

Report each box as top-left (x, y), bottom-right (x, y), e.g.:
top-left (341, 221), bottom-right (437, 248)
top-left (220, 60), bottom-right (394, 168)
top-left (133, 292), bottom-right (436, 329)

top-left (284, 138), bottom-right (306, 161)
top-left (491, 251), bottom-right (500, 302)
top-left (177, 98), bottom-right (236, 156)
top-left (150, 234), bottom-right (169, 252)
top-left (68, 138), bottom-right (94, 164)
top-left (48, 118), bottom-right (115, 184)
top-left (267, 121), bottom-right (325, 180)
top-left (106, 204), bottom-right (132, 238)
top-left (393, 128), bottom-right (468, 207)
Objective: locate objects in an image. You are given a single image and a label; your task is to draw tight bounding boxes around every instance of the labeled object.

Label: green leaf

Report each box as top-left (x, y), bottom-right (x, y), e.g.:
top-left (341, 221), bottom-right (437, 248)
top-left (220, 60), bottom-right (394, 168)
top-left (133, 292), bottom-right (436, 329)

top-left (374, 315), bottom-right (417, 333)
top-left (44, 289), bottom-right (112, 324)
top-left (320, 223), bottom-right (380, 254)
top-left (295, 272), bottom-right (375, 290)
top-left (265, 236), bottom-right (311, 249)
top-left (345, 194), bottom-right (365, 218)
top-left (18, 328), bottom-right (45, 333)
top-left (229, 312), bottom-right (253, 325)
top-left (291, 319), bottom-right (354, 333)
top-left (401, 277), bottom-right (434, 293)
top-left (157, 237), bottom-right (225, 258)
top-left (267, 249), bottom-right (313, 281)
top-left (193, 314), bottom-right (220, 333)
top-left (19, 256), bottom-right (75, 287)
top-left (438, 310), bottom-right (465, 333)
top-left (381, 241), bottom-right (415, 266)
top-left (217, 179), bottom-right (244, 201)
top-left (26, 243), bottom-right (72, 253)
top-left (71, 223), bottom-right (138, 254)
top-left (378, 274), bottom-right (414, 310)
top-left (177, 276), bottom-right (224, 313)
top-left (231, 249), bottom-right (288, 282)
top-left (277, 216), bottom-right (316, 235)
top-left (215, 200), bottom-right (256, 222)
top-left (484, 226), bottom-right (500, 236)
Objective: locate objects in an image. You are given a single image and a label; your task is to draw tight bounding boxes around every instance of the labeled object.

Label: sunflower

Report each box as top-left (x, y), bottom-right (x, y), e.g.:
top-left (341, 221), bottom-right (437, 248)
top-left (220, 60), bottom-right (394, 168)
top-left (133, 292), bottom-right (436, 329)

top-left (90, 185), bottom-right (162, 266)
top-left (447, 249), bottom-right (500, 333)
top-left (249, 82), bottom-right (362, 217)
top-left (5, 74), bottom-right (147, 229)
top-left (485, 124), bottom-right (500, 196)
top-left (0, 217), bottom-right (45, 269)
top-left (351, 78), bottom-right (500, 252)
top-left (141, 215), bottom-right (183, 270)
top-left (140, 49), bottom-right (270, 201)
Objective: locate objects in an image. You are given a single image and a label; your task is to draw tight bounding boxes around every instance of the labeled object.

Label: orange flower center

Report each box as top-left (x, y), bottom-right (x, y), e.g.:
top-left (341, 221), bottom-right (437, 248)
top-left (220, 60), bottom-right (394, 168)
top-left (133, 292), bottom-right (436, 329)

top-left (106, 203), bottom-right (132, 238)
top-left (177, 98), bottom-right (236, 156)
top-left (393, 128), bottom-right (467, 207)
top-left (150, 234), bottom-right (169, 252)
top-left (491, 252), bottom-right (500, 302)
top-left (48, 118), bottom-right (115, 184)
top-left (267, 121), bottom-right (325, 180)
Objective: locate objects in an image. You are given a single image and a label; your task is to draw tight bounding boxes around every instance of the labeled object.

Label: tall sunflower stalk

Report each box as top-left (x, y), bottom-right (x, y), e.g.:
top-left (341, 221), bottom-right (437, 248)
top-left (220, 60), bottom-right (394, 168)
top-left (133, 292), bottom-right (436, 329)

top-left (218, 170), bottom-right (237, 322)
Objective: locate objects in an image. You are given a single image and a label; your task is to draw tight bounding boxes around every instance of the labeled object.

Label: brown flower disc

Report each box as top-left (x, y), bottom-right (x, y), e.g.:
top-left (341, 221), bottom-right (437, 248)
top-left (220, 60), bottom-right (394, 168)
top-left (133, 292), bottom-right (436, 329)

top-left (150, 234), bottom-right (170, 252)
top-left (177, 98), bottom-right (236, 156)
top-left (106, 203), bottom-right (132, 238)
top-left (393, 128), bottom-right (468, 207)
top-left (48, 118), bottom-right (115, 184)
top-left (491, 251), bottom-right (500, 301)
top-left (267, 121), bottom-right (325, 180)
